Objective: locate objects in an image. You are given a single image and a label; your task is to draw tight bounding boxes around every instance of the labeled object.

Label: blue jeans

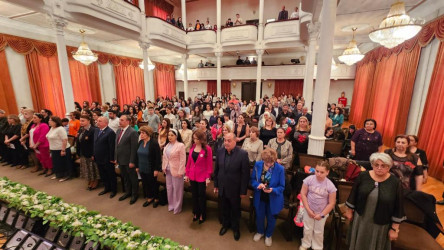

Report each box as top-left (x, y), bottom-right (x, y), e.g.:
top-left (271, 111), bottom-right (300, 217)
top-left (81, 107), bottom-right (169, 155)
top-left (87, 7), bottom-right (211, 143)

top-left (255, 200), bottom-right (276, 237)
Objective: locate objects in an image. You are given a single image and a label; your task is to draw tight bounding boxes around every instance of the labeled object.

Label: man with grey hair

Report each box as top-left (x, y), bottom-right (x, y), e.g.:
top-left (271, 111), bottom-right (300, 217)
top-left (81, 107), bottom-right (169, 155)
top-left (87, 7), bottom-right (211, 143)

top-left (0, 109), bottom-right (8, 163)
top-left (214, 132), bottom-right (249, 241)
top-left (94, 116), bottom-right (117, 198)
top-left (114, 115), bottom-right (139, 204)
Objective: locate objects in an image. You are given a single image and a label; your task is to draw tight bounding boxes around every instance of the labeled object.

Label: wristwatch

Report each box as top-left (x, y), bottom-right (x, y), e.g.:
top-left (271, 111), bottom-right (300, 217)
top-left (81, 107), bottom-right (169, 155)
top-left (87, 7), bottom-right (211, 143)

top-left (390, 227), bottom-right (399, 233)
top-left (321, 213), bottom-right (325, 218)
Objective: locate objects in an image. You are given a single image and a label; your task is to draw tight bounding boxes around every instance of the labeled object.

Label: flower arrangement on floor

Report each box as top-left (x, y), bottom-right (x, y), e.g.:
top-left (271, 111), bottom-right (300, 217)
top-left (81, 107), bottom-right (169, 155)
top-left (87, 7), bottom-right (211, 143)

top-left (0, 177), bottom-right (190, 249)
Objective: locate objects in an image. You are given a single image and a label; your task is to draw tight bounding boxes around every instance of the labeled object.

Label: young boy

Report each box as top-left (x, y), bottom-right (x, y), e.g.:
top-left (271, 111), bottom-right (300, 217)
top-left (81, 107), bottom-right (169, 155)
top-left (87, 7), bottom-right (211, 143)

top-left (300, 161), bottom-right (337, 250)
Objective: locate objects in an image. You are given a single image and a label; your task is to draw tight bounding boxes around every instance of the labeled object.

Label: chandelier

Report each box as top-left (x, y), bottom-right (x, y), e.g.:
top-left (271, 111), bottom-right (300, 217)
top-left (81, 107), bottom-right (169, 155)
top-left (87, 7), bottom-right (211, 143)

top-left (139, 58), bottom-right (155, 70)
top-left (72, 29), bottom-right (98, 66)
top-left (338, 28), bottom-right (365, 66)
top-left (368, 1), bottom-right (424, 49)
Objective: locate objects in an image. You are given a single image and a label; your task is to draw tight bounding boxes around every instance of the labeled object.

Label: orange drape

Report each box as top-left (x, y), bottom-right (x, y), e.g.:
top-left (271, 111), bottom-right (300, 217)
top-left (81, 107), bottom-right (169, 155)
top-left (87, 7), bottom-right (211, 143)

top-left (25, 51), bottom-right (66, 117)
top-left (417, 41), bottom-right (444, 181)
top-left (0, 50), bottom-right (18, 114)
top-left (274, 79), bottom-right (304, 97)
top-left (114, 64), bottom-right (145, 105)
top-left (207, 80), bottom-right (231, 95)
top-left (68, 59), bottom-right (102, 103)
top-left (154, 62), bottom-right (176, 99)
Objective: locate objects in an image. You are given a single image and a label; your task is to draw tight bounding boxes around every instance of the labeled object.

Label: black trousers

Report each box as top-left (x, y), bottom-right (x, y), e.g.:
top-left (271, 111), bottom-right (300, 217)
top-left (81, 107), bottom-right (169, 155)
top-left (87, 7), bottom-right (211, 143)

top-left (97, 162), bottom-right (117, 193)
top-left (220, 192), bottom-right (241, 232)
top-left (191, 181), bottom-right (207, 218)
top-left (119, 164), bottom-right (139, 199)
top-left (50, 149), bottom-right (72, 178)
top-left (140, 172), bottom-right (159, 200)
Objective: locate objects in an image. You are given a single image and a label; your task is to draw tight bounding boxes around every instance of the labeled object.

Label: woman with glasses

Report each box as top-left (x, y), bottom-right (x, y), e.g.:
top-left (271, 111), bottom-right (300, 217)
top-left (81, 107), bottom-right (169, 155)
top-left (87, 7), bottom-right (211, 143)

top-left (345, 152), bottom-right (404, 250)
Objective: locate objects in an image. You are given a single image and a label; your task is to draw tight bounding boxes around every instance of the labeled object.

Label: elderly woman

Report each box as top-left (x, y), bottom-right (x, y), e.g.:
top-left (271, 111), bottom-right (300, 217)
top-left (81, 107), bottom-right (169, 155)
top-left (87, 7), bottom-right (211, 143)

top-left (251, 148), bottom-right (285, 247)
top-left (137, 126), bottom-right (162, 208)
top-left (385, 135), bottom-right (423, 191)
top-left (351, 119), bottom-right (383, 161)
top-left (345, 153), bottom-right (404, 250)
top-left (47, 116), bottom-right (72, 181)
top-left (76, 115), bottom-right (99, 190)
top-left (242, 126), bottom-right (263, 168)
top-left (267, 127), bottom-right (293, 170)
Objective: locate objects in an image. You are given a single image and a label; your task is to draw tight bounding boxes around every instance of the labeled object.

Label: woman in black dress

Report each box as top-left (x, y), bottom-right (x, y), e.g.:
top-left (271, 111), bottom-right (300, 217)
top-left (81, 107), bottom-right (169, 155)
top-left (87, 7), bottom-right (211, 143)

top-left (351, 119), bottom-right (383, 161)
top-left (408, 135), bottom-right (428, 184)
top-left (234, 114), bottom-right (249, 146)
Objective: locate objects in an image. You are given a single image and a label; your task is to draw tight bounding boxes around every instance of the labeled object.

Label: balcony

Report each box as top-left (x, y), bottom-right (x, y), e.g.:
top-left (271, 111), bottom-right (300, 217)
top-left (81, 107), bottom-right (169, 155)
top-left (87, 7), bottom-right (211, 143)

top-left (146, 16), bottom-right (187, 51)
top-left (263, 19), bottom-right (301, 47)
top-left (186, 30), bottom-right (217, 51)
top-left (221, 25), bottom-right (258, 47)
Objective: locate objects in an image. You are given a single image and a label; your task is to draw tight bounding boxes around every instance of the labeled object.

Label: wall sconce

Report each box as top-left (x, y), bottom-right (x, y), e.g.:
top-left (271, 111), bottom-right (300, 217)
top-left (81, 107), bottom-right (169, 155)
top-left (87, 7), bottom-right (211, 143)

top-left (232, 82), bottom-right (237, 88)
top-left (267, 82), bottom-right (272, 88)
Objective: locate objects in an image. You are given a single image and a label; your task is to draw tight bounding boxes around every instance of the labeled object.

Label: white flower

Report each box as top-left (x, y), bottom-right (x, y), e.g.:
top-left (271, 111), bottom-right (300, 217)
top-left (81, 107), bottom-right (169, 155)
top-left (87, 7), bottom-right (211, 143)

top-left (94, 224), bottom-right (102, 229)
top-left (72, 220), bottom-right (83, 227)
top-left (34, 205), bottom-right (44, 210)
top-left (165, 245), bottom-right (171, 249)
top-left (130, 230), bottom-right (142, 237)
top-left (184, 246), bottom-right (189, 250)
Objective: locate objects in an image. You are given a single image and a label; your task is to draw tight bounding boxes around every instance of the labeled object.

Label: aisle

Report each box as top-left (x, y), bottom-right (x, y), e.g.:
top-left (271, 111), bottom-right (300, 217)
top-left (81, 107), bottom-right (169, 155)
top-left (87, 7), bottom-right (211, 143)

top-left (0, 163), bottom-right (298, 250)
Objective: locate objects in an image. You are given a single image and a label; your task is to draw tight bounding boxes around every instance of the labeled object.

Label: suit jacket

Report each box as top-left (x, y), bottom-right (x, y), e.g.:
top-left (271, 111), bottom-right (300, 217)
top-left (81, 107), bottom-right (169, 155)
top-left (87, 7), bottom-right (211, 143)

top-left (214, 146), bottom-right (249, 197)
top-left (251, 161), bottom-right (285, 215)
top-left (162, 142), bottom-right (186, 177)
top-left (135, 139), bottom-right (161, 174)
top-left (115, 126), bottom-right (139, 165)
top-left (76, 126), bottom-right (97, 158)
top-left (93, 126), bottom-right (115, 164)
top-left (278, 10), bottom-right (288, 20)
top-left (186, 144), bottom-right (213, 182)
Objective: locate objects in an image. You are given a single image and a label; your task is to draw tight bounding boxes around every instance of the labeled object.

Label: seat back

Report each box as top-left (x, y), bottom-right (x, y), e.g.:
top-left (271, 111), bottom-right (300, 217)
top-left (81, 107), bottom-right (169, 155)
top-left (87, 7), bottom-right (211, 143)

top-left (403, 197), bottom-right (425, 225)
top-left (324, 140), bottom-right (344, 156)
top-left (298, 153), bottom-right (324, 169)
top-left (336, 181), bottom-right (354, 204)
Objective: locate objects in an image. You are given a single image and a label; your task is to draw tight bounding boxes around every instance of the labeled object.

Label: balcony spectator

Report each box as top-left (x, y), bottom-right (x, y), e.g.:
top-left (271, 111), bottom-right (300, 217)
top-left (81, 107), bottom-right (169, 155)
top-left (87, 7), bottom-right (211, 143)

top-left (166, 15), bottom-right (172, 23)
top-left (204, 20), bottom-right (212, 30)
top-left (236, 56), bottom-right (244, 65)
top-left (226, 18), bottom-right (233, 27)
top-left (278, 6), bottom-right (288, 21)
top-left (195, 20), bottom-right (202, 31)
top-left (177, 17), bottom-right (184, 29)
top-left (234, 14), bottom-right (243, 26)
top-left (170, 14), bottom-right (176, 25)
top-left (187, 23), bottom-right (194, 31)
top-left (213, 24), bottom-right (217, 31)
top-left (198, 60), bottom-right (204, 68)
top-left (290, 7), bottom-right (299, 19)
top-left (251, 57), bottom-right (257, 65)
top-left (244, 57), bottom-right (251, 65)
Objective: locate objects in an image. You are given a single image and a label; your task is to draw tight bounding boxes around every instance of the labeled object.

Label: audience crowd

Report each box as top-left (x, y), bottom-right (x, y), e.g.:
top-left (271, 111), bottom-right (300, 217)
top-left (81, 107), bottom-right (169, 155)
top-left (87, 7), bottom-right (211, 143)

top-left (0, 89), bottom-right (437, 248)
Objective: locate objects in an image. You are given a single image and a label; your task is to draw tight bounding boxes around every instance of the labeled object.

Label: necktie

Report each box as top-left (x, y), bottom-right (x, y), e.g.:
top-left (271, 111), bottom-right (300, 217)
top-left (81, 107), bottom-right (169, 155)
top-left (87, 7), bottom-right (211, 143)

top-left (117, 129), bottom-right (124, 144)
top-left (98, 129), bottom-right (104, 138)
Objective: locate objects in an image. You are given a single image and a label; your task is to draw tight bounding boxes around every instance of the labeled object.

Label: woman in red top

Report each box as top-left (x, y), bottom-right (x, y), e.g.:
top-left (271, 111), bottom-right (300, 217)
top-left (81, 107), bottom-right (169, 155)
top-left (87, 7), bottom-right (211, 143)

top-left (185, 129), bottom-right (213, 224)
top-left (338, 91), bottom-right (347, 107)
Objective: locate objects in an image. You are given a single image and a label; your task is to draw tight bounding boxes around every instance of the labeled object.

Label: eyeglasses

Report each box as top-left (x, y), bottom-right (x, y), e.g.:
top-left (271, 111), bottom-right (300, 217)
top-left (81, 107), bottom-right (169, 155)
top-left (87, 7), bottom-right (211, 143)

top-left (372, 164), bottom-right (389, 169)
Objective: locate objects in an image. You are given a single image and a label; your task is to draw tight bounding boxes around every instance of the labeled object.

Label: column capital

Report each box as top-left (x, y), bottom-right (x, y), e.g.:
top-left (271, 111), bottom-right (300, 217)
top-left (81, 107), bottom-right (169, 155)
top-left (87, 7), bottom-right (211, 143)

top-left (48, 16), bottom-right (68, 35)
top-left (307, 22), bottom-right (320, 40)
top-left (139, 42), bottom-right (150, 50)
top-left (181, 54), bottom-right (189, 60)
top-left (256, 49), bottom-right (264, 56)
top-left (215, 52), bottom-right (222, 58)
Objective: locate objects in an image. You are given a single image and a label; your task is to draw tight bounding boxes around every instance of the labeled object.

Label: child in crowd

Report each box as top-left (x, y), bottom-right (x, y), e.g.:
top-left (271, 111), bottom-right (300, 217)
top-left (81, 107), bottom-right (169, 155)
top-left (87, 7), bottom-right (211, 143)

top-left (299, 161), bottom-right (337, 250)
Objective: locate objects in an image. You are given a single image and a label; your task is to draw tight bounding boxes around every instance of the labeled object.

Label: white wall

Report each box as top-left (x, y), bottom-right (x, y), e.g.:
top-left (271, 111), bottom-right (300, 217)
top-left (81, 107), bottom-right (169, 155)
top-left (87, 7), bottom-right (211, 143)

top-left (4, 47), bottom-right (34, 111)
top-left (98, 63), bottom-right (116, 103)
top-left (262, 80), bottom-right (275, 98)
top-left (328, 80), bottom-right (354, 105)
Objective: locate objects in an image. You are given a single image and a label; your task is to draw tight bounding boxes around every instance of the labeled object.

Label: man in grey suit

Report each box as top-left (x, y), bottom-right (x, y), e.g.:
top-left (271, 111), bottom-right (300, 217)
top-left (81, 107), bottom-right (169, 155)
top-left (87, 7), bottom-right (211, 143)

top-left (114, 115), bottom-right (139, 205)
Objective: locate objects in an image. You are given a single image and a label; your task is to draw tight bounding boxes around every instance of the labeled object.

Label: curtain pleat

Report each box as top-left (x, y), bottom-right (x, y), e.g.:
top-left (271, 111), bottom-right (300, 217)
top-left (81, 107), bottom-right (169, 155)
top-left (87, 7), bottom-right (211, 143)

top-left (69, 59), bottom-right (102, 103)
top-left (274, 80), bottom-right (304, 97)
top-left (114, 64), bottom-right (145, 105)
top-left (154, 63), bottom-right (176, 99)
top-left (0, 50), bottom-right (18, 114)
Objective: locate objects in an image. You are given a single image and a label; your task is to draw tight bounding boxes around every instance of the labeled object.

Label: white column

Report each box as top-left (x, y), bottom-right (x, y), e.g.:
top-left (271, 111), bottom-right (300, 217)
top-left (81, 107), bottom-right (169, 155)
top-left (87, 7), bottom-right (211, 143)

top-left (140, 42), bottom-right (154, 101)
top-left (216, 0), bottom-right (221, 44)
top-left (303, 22), bottom-right (320, 112)
top-left (258, 0), bottom-right (264, 41)
top-left (181, 0), bottom-right (187, 30)
top-left (256, 49), bottom-right (264, 101)
top-left (138, 0), bottom-right (145, 12)
top-left (182, 54), bottom-right (189, 99)
top-left (52, 18), bottom-right (75, 112)
top-left (307, 0), bottom-right (337, 156)
top-left (216, 52), bottom-right (222, 97)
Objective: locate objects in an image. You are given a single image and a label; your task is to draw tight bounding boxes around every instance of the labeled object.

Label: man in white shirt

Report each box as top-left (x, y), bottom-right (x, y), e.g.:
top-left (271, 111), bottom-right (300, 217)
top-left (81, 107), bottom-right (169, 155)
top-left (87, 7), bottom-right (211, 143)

top-left (223, 114), bottom-right (234, 131)
top-left (234, 14), bottom-right (243, 26)
top-left (108, 110), bottom-right (119, 132)
top-left (164, 107), bottom-right (176, 129)
top-left (187, 23), bottom-right (194, 31)
top-left (290, 7), bottom-right (299, 19)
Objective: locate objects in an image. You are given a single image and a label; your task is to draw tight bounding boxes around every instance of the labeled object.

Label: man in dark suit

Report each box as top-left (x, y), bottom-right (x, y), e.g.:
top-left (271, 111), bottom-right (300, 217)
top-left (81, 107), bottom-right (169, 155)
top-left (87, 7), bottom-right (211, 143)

top-left (114, 115), bottom-right (139, 205)
top-left (278, 5), bottom-right (288, 20)
top-left (94, 117), bottom-right (117, 198)
top-left (295, 106), bottom-right (313, 124)
top-left (214, 133), bottom-right (249, 241)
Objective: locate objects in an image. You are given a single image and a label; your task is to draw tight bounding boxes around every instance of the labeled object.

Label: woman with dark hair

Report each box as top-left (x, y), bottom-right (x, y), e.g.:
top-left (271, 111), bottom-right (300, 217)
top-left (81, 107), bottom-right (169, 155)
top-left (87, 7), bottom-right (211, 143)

top-left (260, 117), bottom-right (277, 146)
top-left (408, 135), bottom-right (429, 184)
top-left (76, 115), bottom-right (99, 190)
top-left (74, 102), bottom-right (82, 112)
top-left (122, 104), bottom-right (130, 115)
top-left (179, 119), bottom-right (193, 152)
top-left (234, 114), bottom-right (250, 146)
top-left (347, 124), bottom-right (356, 140)
top-left (82, 101), bottom-right (90, 110)
top-left (175, 109), bottom-right (187, 130)
top-left (209, 109), bottom-right (219, 127)
top-left (47, 116), bottom-right (72, 181)
top-left (199, 119), bottom-right (214, 147)
top-left (162, 129), bottom-right (186, 214)
top-left (203, 104), bottom-right (213, 121)
top-left (137, 126), bottom-right (162, 208)
top-left (211, 116), bottom-right (224, 141)
top-left (134, 105), bottom-right (143, 122)
top-left (185, 129), bottom-right (213, 223)
top-left (351, 119), bottom-right (383, 161)
top-left (325, 127), bottom-right (334, 140)
top-left (192, 106), bottom-right (203, 126)
top-left (158, 118), bottom-right (171, 149)
top-left (4, 115), bottom-right (22, 167)
top-left (330, 107), bottom-right (344, 130)
top-left (18, 109), bottom-right (34, 169)
top-left (92, 111), bottom-right (101, 126)
top-left (385, 135), bottom-right (423, 191)
top-left (30, 113), bottom-right (52, 176)
top-left (41, 109), bottom-right (52, 124)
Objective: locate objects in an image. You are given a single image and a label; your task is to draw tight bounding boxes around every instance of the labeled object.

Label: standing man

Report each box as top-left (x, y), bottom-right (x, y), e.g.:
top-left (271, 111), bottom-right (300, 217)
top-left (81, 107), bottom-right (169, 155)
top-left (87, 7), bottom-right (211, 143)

top-left (278, 6), bottom-right (288, 21)
top-left (146, 106), bottom-right (160, 132)
top-left (94, 117), bottom-right (117, 198)
top-left (214, 133), bottom-right (249, 241)
top-left (108, 110), bottom-right (119, 132)
top-left (115, 115), bottom-right (139, 205)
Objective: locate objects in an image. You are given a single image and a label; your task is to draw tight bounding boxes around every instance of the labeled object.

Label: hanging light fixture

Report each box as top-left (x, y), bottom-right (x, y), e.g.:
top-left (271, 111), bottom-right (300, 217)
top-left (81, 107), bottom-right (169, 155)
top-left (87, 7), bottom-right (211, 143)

top-left (139, 57), bottom-right (155, 70)
top-left (72, 29), bottom-right (98, 66)
top-left (338, 28), bottom-right (365, 66)
top-left (368, 1), bottom-right (424, 49)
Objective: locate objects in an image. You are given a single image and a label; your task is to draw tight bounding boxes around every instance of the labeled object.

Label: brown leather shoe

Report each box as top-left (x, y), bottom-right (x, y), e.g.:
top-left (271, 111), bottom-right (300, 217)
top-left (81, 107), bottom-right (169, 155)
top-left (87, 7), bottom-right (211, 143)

top-left (30, 166), bottom-right (41, 173)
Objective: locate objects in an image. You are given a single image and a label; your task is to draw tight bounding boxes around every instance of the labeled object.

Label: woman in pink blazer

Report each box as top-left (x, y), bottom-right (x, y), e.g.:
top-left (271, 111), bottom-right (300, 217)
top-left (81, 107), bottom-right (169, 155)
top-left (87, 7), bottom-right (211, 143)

top-left (185, 129), bottom-right (213, 224)
top-left (30, 113), bottom-right (53, 176)
top-left (162, 129), bottom-right (186, 214)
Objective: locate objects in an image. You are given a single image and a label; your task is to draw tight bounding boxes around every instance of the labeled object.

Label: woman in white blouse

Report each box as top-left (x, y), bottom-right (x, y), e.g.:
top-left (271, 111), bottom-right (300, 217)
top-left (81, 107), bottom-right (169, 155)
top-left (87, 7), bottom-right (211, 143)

top-left (179, 119), bottom-right (193, 152)
top-left (242, 126), bottom-right (264, 167)
top-left (47, 116), bottom-right (72, 182)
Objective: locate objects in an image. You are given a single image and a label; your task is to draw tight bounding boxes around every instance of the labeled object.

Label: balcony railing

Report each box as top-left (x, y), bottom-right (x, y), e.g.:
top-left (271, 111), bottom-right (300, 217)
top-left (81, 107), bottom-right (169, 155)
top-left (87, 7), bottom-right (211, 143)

top-left (264, 19), bottom-right (300, 45)
top-left (146, 16), bottom-right (187, 49)
top-left (186, 29), bottom-right (217, 50)
top-left (221, 24), bottom-right (258, 47)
